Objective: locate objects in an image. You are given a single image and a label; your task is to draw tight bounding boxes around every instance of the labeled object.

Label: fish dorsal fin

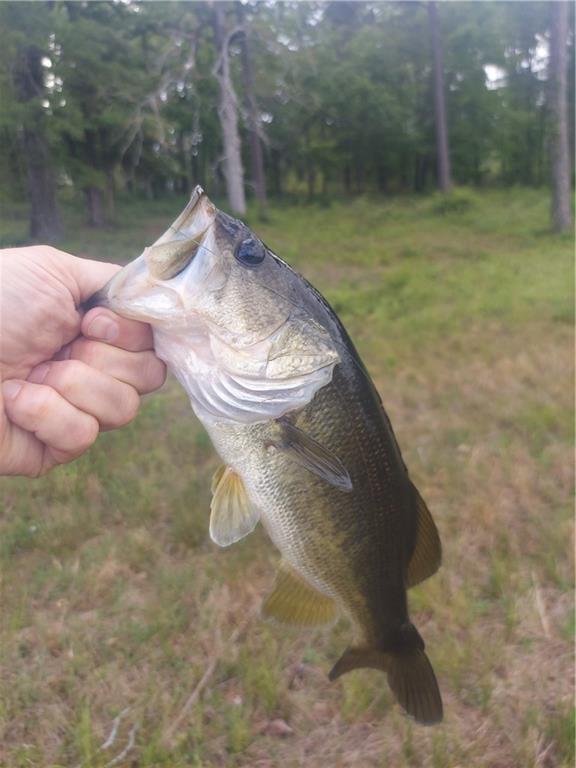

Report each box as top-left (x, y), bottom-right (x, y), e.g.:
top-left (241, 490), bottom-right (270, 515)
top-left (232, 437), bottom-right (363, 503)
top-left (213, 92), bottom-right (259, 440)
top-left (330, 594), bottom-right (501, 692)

top-left (209, 466), bottom-right (260, 547)
top-left (262, 561), bottom-right (338, 626)
top-left (273, 420), bottom-right (352, 492)
top-left (406, 482), bottom-right (442, 588)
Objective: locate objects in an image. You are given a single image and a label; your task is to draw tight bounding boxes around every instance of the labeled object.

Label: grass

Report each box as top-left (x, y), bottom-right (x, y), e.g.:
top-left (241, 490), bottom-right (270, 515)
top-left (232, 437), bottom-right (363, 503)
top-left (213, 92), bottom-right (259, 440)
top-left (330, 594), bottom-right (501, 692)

top-left (0, 188), bottom-right (574, 767)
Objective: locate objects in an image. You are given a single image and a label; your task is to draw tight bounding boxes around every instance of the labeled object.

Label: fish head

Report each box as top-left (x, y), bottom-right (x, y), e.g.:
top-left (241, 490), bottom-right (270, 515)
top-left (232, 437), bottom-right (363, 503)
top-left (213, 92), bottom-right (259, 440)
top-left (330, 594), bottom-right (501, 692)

top-left (87, 186), bottom-right (295, 348)
top-left (87, 186), bottom-right (340, 424)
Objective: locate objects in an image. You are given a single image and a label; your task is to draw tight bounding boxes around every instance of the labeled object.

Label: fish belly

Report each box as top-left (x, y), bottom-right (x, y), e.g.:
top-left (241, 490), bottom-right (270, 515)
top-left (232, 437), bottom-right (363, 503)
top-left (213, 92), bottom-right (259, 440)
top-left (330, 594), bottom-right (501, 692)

top-left (205, 414), bottom-right (389, 624)
top-left (203, 366), bottom-right (414, 640)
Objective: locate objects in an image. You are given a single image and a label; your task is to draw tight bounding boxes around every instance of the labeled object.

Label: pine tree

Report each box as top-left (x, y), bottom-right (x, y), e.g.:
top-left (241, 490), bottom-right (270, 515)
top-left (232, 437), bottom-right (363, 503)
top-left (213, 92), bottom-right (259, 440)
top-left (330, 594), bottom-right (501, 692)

top-left (549, 0), bottom-right (573, 233)
top-left (0, 3), bottom-right (62, 241)
top-left (428, 1), bottom-right (452, 192)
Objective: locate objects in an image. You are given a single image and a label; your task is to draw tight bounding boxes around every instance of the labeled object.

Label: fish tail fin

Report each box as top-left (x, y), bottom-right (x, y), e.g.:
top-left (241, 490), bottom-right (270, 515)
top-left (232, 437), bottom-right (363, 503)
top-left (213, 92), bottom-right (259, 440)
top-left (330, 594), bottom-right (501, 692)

top-left (328, 624), bottom-right (443, 725)
top-left (385, 645), bottom-right (443, 725)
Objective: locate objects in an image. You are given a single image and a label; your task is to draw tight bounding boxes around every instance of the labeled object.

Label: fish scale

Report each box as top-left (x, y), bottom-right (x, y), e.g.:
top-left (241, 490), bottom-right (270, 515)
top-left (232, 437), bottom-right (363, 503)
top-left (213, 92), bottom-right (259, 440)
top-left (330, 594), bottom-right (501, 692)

top-left (208, 352), bottom-right (417, 641)
top-left (86, 187), bottom-right (444, 725)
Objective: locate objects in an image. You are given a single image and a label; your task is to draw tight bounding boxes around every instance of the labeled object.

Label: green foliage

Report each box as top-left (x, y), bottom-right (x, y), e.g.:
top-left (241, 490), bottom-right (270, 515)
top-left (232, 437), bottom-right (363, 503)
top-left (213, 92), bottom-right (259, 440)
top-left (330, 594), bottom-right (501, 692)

top-left (0, 1), bottom-right (572, 229)
top-left (430, 188), bottom-right (476, 214)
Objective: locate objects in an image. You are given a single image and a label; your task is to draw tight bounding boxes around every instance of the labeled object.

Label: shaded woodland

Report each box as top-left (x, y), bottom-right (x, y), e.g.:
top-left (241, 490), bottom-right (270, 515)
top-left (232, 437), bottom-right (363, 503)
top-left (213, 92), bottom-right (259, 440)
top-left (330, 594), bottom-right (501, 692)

top-left (0, 1), bottom-right (573, 237)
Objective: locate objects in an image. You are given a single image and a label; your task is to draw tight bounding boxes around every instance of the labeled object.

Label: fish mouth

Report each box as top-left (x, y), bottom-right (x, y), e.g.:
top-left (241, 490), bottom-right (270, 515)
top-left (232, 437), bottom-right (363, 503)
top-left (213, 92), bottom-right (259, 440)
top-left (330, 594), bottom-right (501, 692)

top-left (83, 186), bottom-right (217, 316)
top-left (161, 185), bottom-right (215, 241)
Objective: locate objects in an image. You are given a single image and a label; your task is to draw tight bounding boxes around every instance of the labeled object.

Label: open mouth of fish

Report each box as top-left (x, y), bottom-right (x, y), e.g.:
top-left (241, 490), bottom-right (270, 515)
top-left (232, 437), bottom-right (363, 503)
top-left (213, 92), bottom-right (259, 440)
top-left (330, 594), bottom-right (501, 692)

top-left (85, 186), bottom-right (220, 321)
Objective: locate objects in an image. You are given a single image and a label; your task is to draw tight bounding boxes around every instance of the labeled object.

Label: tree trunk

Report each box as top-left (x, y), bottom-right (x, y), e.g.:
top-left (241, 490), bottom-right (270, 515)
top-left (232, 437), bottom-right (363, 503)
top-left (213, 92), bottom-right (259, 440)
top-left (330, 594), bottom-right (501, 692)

top-left (105, 169), bottom-right (116, 223)
top-left (356, 164), bottom-right (365, 194)
top-left (191, 149), bottom-right (200, 190)
top-left (21, 125), bottom-right (63, 242)
top-left (144, 178), bottom-right (154, 201)
top-left (377, 165), bottom-right (387, 193)
top-left (307, 165), bottom-right (316, 199)
top-left (238, 9), bottom-right (268, 220)
top-left (428, 2), bottom-right (452, 193)
top-left (271, 150), bottom-right (283, 197)
top-left (213, 6), bottom-right (246, 215)
top-left (84, 186), bottom-right (105, 227)
top-left (549, 1), bottom-right (573, 233)
top-left (13, 44), bottom-right (63, 242)
top-left (321, 171), bottom-right (329, 198)
top-left (189, 109), bottom-right (203, 189)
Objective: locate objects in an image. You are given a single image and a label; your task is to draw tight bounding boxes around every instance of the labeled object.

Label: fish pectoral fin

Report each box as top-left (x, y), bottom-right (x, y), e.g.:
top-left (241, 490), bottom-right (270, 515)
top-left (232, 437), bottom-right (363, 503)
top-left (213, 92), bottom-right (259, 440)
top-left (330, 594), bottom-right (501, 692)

top-left (210, 464), bottom-right (227, 493)
top-left (209, 466), bottom-right (260, 547)
top-left (262, 561), bottom-right (338, 626)
top-left (272, 420), bottom-right (352, 492)
top-left (406, 482), bottom-right (442, 588)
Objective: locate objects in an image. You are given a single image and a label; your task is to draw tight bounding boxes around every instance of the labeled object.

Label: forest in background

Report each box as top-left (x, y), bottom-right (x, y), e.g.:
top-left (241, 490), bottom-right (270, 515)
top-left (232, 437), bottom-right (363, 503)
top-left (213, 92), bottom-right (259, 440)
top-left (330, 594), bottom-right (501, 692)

top-left (0, 0), bottom-right (574, 241)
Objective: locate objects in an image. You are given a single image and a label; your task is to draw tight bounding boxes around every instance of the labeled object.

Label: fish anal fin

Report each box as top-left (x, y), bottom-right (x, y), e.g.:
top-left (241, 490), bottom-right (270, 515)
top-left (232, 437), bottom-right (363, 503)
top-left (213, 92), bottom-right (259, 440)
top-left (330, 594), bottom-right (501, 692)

top-left (329, 625), bottom-right (443, 725)
top-left (262, 561), bottom-right (337, 627)
top-left (406, 482), bottom-right (442, 588)
top-left (272, 419), bottom-right (352, 492)
top-left (210, 466), bottom-right (260, 547)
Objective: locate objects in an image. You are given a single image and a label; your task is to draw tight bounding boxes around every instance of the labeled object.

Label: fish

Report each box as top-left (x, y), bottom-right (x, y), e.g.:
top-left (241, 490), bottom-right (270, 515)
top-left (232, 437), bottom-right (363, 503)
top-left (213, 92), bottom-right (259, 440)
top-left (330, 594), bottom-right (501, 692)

top-left (86, 186), bottom-right (443, 725)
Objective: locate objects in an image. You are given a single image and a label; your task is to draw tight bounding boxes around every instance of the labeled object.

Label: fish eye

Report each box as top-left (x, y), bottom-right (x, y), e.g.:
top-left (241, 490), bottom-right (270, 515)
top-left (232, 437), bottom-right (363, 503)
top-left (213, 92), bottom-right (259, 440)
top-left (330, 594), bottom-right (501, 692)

top-left (234, 237), bottom-right (265, 267)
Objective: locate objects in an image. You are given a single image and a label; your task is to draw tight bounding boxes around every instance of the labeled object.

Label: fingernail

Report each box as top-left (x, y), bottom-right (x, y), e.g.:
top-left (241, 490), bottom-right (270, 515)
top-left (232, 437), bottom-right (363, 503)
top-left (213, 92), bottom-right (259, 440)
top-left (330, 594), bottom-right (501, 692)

top-left (2, 381), bottom-right (23, 400)
top-left (28, 363), bottom-right (50, 385)
top-left (86, 314), bottom-right (118, 342)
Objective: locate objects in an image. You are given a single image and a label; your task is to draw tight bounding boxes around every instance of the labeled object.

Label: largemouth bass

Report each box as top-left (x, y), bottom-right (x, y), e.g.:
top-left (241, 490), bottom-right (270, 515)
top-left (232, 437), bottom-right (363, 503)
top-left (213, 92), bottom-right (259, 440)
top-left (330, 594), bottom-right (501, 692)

top-left (87, 187), bottom-right (443, 724)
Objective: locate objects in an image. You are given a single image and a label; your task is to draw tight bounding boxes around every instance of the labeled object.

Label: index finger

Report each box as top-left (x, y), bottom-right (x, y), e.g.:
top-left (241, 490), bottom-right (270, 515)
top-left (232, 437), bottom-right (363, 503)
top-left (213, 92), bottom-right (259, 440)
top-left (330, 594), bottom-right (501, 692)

top-left (81, 307), bottom-right (155, 352)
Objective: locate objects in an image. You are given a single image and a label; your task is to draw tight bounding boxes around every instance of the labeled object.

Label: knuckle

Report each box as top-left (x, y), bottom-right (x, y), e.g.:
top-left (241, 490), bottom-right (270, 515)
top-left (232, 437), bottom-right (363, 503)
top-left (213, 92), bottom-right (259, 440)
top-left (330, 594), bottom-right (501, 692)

top-left (123, 388), bottom-right (141, 423)
top-left (49, 360), bottom-right (86, 393)
top-left (24, 385), bottom-right (55, 420)
top-left (73, 416), bottom-right (100, 452)
top-left (115, 315), bottom-right (138, 341)
top-left (106, 386), bottom-right (140, 429)
top-left (117, 316), bottom-right (152, 349)
top-left (33, 456), bottom-right (58, 479)
top-left (151, 358), bottom-right (167, 389)
top-left (143, 354), bottom-right (167, 392)
top-left (72, 339), bottom-right (102, 368)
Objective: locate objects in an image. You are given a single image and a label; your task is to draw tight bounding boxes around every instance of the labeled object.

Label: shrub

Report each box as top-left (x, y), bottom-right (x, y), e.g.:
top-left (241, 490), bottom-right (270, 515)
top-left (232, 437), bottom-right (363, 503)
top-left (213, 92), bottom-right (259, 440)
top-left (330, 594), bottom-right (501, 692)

top-left (430, 188), bottom-right (476, 215)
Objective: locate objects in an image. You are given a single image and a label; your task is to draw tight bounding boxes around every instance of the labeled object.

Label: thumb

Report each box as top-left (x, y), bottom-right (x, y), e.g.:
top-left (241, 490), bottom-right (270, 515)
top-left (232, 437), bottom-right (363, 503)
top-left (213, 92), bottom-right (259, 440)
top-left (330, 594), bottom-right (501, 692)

top-left (28, 247), bottom-right (123, 308)
top-left (66, 255), bottom-right (122, 306)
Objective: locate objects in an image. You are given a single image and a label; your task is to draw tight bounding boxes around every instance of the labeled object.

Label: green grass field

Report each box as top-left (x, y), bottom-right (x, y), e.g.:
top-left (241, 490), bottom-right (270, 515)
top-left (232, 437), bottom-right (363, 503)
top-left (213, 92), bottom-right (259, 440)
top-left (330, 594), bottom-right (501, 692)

top-left (1, 189), bottom-right (574, 767)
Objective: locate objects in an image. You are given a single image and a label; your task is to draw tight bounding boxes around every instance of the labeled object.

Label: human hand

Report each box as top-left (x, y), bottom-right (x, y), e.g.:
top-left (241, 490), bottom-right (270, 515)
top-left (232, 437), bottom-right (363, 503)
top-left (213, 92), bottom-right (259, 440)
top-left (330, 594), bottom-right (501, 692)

top-left (0, 246), bottom-right (166, 477)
